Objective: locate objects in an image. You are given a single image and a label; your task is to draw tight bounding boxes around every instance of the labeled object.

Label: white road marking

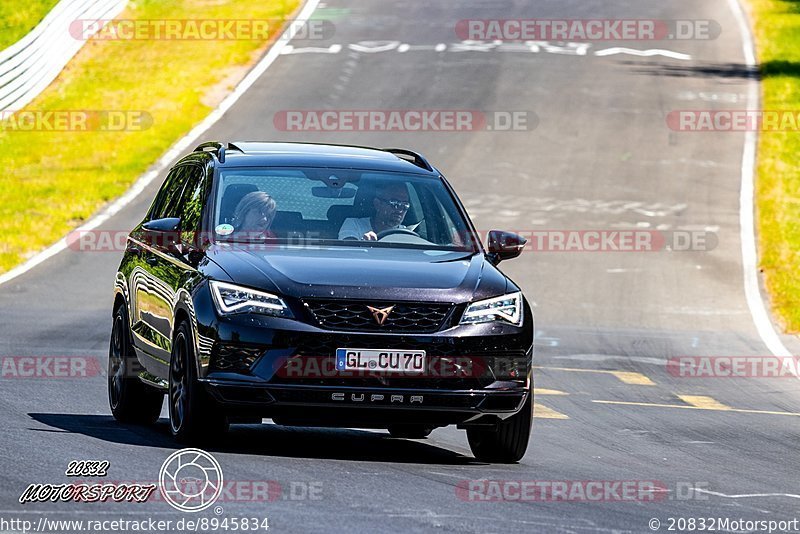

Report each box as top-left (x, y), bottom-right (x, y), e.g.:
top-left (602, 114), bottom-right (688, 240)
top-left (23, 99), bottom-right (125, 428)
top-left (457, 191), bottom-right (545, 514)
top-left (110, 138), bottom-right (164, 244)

top-left (657, 157), bottom-right (720, 168)
top-left (553, 354), bottom-right (672, 366)
top-left (695, 489), bottom-right (800, 499)
top-left (282, 40), bottom-right (690, 61)
top-left (534, 331), bottom-right (559, 346)
top-left (658, 306), bottom-right (747, 316)
top-left (280, 44), bottom-right (341, 54)
top-left (676, 224), bottom-right (720, 232)
top-left (676, 90), bottom-right (746, 103)
top-left (464, 194), bottom-right (688, 217)
top-left (347, 41), bottom-right (400, 53)
top-left (0, 0), bottom-right (323, 288)
top-left (593, 48), bottom-right (691, 60)
top-left (727, 0), bottom-right (794, 358)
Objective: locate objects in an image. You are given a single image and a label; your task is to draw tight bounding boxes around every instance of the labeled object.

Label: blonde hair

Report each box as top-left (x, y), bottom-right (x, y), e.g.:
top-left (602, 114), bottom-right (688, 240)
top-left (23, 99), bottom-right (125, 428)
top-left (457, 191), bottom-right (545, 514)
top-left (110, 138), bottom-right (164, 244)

top-left (232, 191), bottom-right (277, 230)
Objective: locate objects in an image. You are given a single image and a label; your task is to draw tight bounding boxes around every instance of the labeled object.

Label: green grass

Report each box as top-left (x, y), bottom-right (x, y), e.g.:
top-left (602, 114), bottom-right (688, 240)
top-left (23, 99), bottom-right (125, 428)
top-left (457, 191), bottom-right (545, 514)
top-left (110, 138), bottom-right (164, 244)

top-left (746, 0), bottom-right (800, 332)
top-left (0, 0), bottom-right (299, 272)
top-left (0, 0), bottom-right (60, 50)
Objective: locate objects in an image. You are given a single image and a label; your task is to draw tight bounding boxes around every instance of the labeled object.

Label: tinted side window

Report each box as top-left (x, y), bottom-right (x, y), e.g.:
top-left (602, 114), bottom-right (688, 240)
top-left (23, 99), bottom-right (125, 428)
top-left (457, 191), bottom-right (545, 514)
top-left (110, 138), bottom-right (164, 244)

top-left (150, 167), bottom-right (188, 220)
top-left (179, 166), bottom-right (207, 240)
top-left (155, 166), bottom-right (194, 219)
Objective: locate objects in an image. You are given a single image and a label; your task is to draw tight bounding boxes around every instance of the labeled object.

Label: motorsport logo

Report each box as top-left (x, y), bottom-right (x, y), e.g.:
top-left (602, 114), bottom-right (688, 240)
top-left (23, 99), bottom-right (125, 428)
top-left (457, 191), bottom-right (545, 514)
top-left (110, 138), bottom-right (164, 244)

top-left (19, 460), bottom-right (156, 504)
top-left (159, 449), bottom-right (223, 513)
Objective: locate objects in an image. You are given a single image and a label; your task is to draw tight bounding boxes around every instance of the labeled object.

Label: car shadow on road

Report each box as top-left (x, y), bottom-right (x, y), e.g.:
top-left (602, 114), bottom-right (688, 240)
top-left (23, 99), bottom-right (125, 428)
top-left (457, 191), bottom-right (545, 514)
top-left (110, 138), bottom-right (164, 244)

top-left (626, 60), bottom-right (758, 80)
top-left (28, 413), bottom-right (481, 465)
top-left (627, 59), bottom-right (800, 82)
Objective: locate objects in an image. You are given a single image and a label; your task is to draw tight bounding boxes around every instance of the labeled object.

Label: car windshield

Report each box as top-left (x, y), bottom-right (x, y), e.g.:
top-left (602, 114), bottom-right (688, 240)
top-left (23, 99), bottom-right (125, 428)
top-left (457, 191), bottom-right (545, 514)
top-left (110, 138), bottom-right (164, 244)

top-left (212, 167), bottom-right (479, 252)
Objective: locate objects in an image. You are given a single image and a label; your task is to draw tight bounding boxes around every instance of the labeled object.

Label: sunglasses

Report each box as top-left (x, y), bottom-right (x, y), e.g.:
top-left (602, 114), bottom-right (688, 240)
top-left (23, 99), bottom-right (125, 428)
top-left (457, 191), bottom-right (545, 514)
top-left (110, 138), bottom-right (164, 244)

top-left (377, 197), bottom-right (411, 210)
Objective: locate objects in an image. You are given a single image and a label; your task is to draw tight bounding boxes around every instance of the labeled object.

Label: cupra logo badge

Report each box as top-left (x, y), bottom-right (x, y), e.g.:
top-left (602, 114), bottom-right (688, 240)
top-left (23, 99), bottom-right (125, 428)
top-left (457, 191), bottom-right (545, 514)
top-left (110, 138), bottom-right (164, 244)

top-left (366, 305), bottom-right (394, 325)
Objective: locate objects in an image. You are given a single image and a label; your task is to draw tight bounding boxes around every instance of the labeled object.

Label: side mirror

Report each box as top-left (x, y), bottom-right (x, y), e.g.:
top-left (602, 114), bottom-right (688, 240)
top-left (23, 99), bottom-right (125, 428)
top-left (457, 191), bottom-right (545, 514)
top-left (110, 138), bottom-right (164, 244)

top-left (142, 217), bottom-right (181, 250)
top-left (143, 217), bottom-right (181, 233)
top-left (487, 230), bottom-right (526, 264)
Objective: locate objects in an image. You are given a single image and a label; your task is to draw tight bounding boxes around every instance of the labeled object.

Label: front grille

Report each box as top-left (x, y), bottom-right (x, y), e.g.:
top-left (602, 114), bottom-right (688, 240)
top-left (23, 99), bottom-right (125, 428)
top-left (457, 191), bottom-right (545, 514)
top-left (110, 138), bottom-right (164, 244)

top-left (303, 299), bottom-right (454, 333)
top-left (210, 344), bottom-right (263, 373)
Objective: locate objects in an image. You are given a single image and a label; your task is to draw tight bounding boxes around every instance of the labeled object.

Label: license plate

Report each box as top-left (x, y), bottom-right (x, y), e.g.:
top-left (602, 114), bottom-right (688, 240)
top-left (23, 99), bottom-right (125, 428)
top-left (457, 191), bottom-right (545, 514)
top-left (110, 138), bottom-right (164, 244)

top-left (336, 348), bottom-right (426, 373)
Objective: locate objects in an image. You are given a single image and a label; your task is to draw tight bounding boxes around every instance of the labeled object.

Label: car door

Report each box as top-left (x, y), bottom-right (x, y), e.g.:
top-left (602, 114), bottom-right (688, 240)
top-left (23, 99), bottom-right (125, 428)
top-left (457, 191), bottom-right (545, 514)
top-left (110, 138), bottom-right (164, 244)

top-left (130, 164), bottom-right (200, 374)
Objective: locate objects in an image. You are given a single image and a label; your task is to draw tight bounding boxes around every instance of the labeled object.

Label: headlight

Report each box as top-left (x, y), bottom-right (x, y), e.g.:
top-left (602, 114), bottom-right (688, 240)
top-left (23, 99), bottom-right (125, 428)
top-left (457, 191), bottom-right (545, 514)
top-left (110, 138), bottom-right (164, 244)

top-left (460, 292), bottom-right (523, 326)
top-left (209, 281), bottom-right (292, 318)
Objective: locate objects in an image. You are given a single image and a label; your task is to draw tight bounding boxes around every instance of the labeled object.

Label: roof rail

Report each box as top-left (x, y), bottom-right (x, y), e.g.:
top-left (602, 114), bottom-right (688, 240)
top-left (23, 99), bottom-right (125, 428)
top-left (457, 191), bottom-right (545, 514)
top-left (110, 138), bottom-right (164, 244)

top-left (382, 148), bottom-right (434, 172)
top-left (193, 141), bottom-right (244, 163)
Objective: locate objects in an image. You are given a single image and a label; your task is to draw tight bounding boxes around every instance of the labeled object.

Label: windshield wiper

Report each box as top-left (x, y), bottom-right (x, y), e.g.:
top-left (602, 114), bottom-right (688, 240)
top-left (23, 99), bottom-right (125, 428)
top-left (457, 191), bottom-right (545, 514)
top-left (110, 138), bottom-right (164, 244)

top-left (430, 251), bottom-right (479, 263)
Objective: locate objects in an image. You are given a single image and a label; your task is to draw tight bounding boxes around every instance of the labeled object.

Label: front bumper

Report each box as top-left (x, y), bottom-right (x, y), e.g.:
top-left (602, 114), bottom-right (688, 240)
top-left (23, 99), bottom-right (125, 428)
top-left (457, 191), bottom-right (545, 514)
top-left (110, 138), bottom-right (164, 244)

top-left (202, 379), bottom-right (530, 427)
top-left (194, 298), bottom-right (534, 427)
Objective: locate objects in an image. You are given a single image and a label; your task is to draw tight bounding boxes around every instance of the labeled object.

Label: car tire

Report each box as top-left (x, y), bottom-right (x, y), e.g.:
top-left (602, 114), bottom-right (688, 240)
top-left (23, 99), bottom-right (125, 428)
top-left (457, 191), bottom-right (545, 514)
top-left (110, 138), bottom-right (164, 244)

top-left (466, 393), bottom-right (532, 463)
top-left (108, 304), bottom-right (163, 424)
top-left (388, 424), bottom-right (434, 439)
top-left (169, 321), bottom-right (228, 443)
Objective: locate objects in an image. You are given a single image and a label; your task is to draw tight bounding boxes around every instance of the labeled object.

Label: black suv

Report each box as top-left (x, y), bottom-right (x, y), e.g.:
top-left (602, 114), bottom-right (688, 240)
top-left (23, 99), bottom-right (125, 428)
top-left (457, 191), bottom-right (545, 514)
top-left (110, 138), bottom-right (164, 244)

top-left (109, 141), bottom-right (534, 462)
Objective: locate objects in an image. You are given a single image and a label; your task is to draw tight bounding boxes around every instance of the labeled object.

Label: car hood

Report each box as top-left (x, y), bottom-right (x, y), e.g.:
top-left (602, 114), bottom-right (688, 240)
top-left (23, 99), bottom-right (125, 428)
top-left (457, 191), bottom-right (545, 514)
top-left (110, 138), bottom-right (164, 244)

top-left (205, 244), bottom-right (510, 303)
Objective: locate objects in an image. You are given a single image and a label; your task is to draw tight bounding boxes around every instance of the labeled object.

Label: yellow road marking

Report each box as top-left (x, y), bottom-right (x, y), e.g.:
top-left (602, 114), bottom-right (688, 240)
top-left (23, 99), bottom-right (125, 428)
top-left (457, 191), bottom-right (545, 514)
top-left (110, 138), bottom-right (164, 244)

top-left (534, 388), bottom-right (568, 396)
top-left (609, 371), bottom-right (656, 385)
top-left (533, 366), bottom-right (655, 386)
top-left (534, 403), bottom-right (569, 419)
top-left (592, 400), bottom-right (800, 417)
top-left (678, 395), bottom-right (731, 410)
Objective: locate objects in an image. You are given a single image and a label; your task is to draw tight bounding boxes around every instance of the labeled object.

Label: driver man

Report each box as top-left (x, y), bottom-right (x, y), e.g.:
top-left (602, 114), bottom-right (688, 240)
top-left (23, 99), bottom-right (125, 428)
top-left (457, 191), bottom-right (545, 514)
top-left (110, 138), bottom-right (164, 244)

top-left (338, 183), bottom-right (411, 240)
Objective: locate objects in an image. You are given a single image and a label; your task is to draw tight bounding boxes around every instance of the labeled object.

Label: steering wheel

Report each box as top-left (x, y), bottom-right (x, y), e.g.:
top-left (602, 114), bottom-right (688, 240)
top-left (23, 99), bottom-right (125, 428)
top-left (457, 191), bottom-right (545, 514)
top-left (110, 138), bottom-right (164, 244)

top-left (376, 228), bottom-right (420, 240)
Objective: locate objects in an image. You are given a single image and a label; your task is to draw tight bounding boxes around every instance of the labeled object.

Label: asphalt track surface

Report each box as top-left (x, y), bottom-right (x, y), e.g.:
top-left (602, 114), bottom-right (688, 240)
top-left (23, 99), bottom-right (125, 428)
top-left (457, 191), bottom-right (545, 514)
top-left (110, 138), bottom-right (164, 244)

top-left (2, 0), bottom-right (800, 532)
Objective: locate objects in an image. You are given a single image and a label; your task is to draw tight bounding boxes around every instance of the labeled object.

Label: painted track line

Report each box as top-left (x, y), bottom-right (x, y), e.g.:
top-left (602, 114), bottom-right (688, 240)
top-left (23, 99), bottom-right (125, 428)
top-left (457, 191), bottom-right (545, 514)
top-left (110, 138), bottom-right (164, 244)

top-left (534, 403), bottom-right (569, 419)
top-left (0, 0), bottom-right (322, 288)
top-left (677, 395), bottom-right (732, 410)
top-left (727, 0), bottom-right (793, 358)
top-left (533, 366), bottom-right (655, 385)
top-left (593, 48), bottom-right (691, 60)
top-left (593, 399), bottom-right (800, 417)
